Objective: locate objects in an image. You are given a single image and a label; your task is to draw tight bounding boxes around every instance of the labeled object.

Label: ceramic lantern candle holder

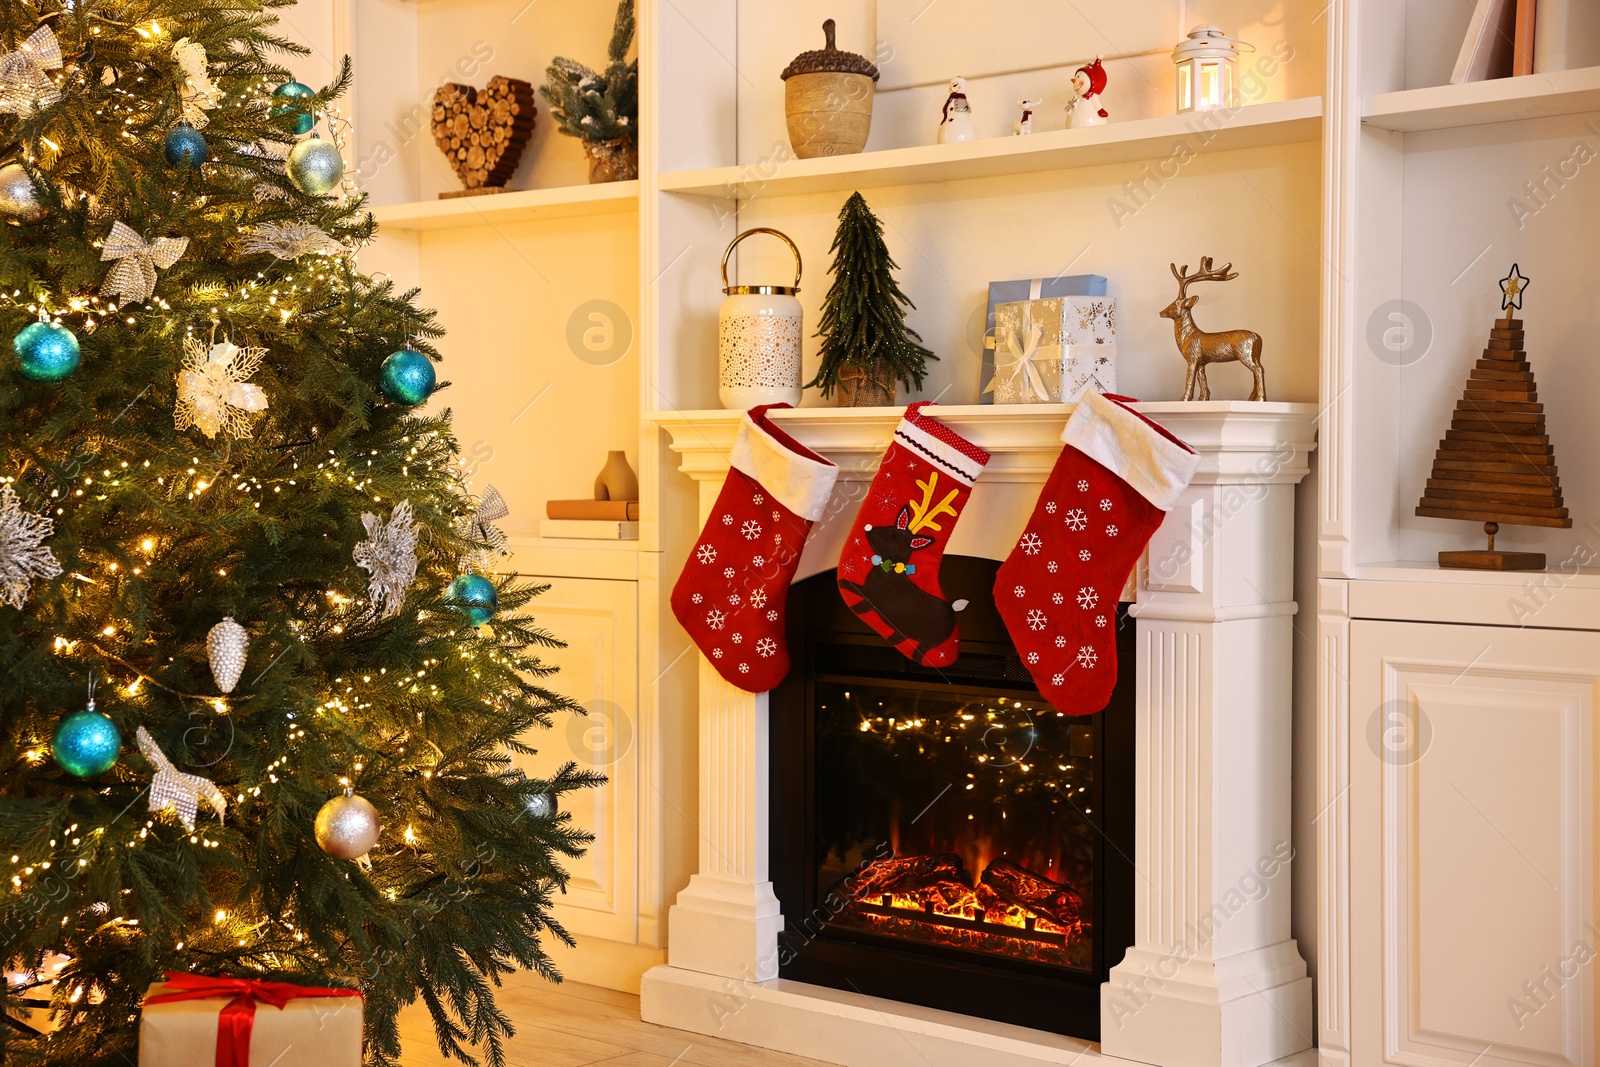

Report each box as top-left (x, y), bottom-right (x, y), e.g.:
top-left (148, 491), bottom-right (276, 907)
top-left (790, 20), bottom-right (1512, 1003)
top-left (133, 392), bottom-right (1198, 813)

top-left (718, 228), bottom-right (804, 410)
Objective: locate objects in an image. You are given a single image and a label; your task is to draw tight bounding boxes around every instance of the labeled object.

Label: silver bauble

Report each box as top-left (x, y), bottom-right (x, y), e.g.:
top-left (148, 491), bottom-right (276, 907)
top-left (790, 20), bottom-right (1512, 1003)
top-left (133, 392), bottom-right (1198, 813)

top-left (0, 164), bottom-right (44, 222)
top-left (526, 793), bottom-right (555, 819)
top-left (285, 137), bottom-right (344, 196)
top-left (206, 616), bottom-right (248, 694)
top-left (314, 793), bottom-right (381, 860)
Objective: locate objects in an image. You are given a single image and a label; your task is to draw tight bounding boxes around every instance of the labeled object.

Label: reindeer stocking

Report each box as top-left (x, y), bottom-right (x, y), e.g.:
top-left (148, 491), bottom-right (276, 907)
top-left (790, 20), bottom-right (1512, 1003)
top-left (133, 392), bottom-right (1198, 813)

top-left (837, 403), bottom-right (991, 667)
top-left (671, 405), bottom-right (839, 694)
top-left (996, 391), bottom-right (1198, 715)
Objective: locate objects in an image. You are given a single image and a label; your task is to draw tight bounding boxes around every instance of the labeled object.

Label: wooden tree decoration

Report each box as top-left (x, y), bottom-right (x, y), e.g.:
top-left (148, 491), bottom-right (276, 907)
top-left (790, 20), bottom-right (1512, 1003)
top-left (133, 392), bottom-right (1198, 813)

top-left (1415, 264), bottom-right (1570, 570)
top-left (431, 75), bottom-right (537, 198)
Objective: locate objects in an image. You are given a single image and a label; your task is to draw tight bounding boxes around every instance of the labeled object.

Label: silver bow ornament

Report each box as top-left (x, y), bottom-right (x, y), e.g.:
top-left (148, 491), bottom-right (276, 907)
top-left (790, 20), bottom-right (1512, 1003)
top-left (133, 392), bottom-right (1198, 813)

top-left (0, 25), bottom-right (62, 116)
top-left (135, 727), bottom-right (227, 832)
top-left (174, 37), bottom-right (220, 127)
top-left (100, 221), bottom-right (188, 305)
top-left (457, 485), bottom-right (509, 573)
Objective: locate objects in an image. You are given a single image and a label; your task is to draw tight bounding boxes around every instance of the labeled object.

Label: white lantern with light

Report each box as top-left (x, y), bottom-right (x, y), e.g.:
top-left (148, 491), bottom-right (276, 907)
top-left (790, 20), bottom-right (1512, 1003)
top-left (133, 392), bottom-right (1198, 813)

top-left (1173, 25), bottom-right (1248, 113)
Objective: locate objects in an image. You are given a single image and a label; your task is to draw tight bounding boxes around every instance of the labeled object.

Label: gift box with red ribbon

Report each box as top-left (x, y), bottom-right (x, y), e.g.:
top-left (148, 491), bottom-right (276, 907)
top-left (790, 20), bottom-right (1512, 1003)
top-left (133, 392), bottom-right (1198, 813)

top-left (138, 972), bottom-right (362, 1067)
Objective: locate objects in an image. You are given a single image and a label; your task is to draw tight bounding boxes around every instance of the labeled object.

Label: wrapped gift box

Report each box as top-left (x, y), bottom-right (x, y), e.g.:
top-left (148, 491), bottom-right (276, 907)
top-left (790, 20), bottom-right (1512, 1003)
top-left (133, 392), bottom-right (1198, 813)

top-left (988, 295), bottom-right (1117, 404)
top-left (139, 975), bottom-right (362, 1067)
top-left (980, 274), bottom-right (1107, 402)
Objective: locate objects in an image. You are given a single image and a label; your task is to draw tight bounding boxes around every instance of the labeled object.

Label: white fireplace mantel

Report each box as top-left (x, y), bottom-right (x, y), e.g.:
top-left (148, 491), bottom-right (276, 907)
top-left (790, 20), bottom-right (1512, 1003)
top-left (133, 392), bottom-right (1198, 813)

top-left (641, 401), bottom-right (1319, 1067)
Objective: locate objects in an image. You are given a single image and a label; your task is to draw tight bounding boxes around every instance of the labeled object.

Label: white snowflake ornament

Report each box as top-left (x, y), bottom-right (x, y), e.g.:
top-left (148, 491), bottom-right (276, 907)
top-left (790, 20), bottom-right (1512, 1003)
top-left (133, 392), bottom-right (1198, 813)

top-left (353, 500), bottom-right (421, 619)
top-left (0, 484), bottom-right (61, 609)
top-left (175, 337), bottom-right (269, 440)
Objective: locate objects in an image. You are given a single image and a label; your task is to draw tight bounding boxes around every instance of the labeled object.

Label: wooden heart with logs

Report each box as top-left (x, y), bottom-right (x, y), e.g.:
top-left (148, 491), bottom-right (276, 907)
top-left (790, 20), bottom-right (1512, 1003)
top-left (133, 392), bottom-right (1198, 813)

top-left (430, 76), bottom-right (536, 197)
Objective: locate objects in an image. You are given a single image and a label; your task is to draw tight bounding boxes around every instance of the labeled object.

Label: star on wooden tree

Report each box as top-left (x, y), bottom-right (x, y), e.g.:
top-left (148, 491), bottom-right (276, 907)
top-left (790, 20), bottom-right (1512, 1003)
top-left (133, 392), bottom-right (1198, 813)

top-left (1500, 263), bottom-right (1529, 312)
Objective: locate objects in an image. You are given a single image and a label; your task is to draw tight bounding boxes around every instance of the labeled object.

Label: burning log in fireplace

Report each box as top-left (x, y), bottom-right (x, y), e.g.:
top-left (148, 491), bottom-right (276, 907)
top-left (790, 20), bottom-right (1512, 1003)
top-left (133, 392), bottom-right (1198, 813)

top-left (981, 858), bottom-right (1084, 934)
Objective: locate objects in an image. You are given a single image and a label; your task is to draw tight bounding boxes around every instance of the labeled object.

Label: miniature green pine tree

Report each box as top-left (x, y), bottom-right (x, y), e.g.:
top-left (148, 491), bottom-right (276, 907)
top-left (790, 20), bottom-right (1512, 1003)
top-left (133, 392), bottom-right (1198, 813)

top-left (540, 0), bottom-right (638, 145)
top-left (0, 2), bottom-right (598, 1065)
top-left (807, 192), bottom-right (937, 399)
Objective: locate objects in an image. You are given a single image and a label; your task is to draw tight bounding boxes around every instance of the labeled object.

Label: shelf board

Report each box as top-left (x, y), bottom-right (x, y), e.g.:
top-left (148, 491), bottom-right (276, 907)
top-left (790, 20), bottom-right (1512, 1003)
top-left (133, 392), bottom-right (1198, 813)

top-left (368, 180), bottom-right (639, 231)
top-left (658, 97), bottom-right (1323, 199)
top-left (1363, 66), bottom-right (1600, 133)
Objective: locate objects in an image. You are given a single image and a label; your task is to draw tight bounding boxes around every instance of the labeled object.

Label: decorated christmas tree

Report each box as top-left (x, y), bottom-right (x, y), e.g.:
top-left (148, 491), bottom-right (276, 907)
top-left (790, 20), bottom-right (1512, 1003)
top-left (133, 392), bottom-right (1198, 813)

top-left (806, 191), bottom-right (936, 402)
top-left (0, 2), bottom-right (598, 1065)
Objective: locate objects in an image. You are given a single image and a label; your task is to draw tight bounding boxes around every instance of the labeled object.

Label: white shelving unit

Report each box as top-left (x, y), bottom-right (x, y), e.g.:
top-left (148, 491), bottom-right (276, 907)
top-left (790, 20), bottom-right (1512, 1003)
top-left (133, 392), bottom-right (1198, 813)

top-left (1364, 63), bottom-right (1600, 131)
top-left (368, 180), bottom-right (639, 231)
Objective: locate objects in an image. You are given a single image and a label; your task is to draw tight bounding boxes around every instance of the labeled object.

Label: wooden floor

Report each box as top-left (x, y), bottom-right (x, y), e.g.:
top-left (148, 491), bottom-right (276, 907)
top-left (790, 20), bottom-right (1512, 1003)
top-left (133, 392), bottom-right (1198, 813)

top-left (396, 977), bottom-right (835, 1067)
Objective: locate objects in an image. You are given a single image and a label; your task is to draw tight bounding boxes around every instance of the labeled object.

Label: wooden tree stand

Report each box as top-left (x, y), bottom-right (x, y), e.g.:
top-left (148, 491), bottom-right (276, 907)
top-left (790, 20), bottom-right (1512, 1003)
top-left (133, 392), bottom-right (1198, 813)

top-left (1415, 313), bottom-right (1570, 570)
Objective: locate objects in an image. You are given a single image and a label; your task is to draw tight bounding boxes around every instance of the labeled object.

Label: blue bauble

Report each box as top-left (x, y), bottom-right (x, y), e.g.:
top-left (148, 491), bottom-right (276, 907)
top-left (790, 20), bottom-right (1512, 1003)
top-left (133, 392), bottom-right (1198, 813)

top-left (379, 349), bottom-right (436, 405)
top-left (163, 124), bottom-right (208, 169)
top-left (270, 80), bottom-right (317, 135)
top-left (52, 709), bottom-right (122, 778)
top-left (13, 321), bottom-right (81, 383)
top-left (447, 574), bottom-right (499, 626)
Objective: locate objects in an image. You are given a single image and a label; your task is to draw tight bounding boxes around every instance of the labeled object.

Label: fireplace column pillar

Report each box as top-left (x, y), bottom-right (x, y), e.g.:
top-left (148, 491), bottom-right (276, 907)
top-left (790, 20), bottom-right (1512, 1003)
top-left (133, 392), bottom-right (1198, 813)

top-left (661, 479), bottom-right (784, 985)
top-left (1099, 408), bottom-right (1317, 1067)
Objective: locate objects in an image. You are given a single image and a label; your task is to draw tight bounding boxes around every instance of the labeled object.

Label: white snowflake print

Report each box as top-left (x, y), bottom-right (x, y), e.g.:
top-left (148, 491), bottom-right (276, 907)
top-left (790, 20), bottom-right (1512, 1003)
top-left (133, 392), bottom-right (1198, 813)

top-left (1020, 532), bottom-right (1043, 555)
top-left (772, 510), bottom-right (781, 522)
top-left (1047, 561), bottom-right (1059, 574)
top-left (1079, 549), bottom-right (1092, 561)
top-left (774, 533), bottom-right (784, 545)
top-left (753, 493), bottom-right (764, 506)
top-left (731, 633), bottom-right (743, 644)
top-left (1095, 615), bottom-right (1108, 628)
top-left (712, 648), bottom-right (723, 659)
top-left (721, 514), bottom-right (733, 526)
top-left (691, 593), bottom-right (703, 604)
top-left (723, 567), bottom-right (735, 579)
top-left (1027, 651), bottom-right (1040, 665)
top-left (1026, 609), bottom-right (1047, 631)
top-left (752, 555), bottom-right (765, 568)
top-left (728, 593), bottom-right (741, 606)
top-left (1014, 584), bottom-right (1027, 598)
top-left (1077, 587), bottom-right (1099, 610)
top-left (1077, 479), bottom-right (1089, 492)
top-left (1052, 673), bottom-right (1066, 686)
top-left (757, 637), bottom-right (778, 658)
top-left (1045, 502), bottom-right (1058, 515)
top-left (1099, 499), bottom-right (1113, 511)
top-left (706, 609), bottom-right (726, 630)
top-left (739, 663), bottom-right (750, 674)
top-left (697, 543), bottom-right (717, 564)
top-left (1064, 508), bottom-right (1088, 531)
top-left (1076, 646), bottom-right (1098, 668)
top-left (1055, 635), bottom-right (1067, 648)
top-left (742, 519), bottom-right (763, 541)
top-left (766, 610), bottom-right (779, 621)
top-left (1052, 592), bottom-right (1064, 605)
top-left (750, 589), bottom-right (768, 609)
top-left (1106, 525), bottom-right (1119, 537)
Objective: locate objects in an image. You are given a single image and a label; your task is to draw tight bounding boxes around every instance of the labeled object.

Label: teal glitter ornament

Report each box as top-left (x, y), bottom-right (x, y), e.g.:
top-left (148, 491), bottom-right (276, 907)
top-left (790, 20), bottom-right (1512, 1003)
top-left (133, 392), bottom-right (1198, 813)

top-left (52, 699), bottom-right (122, 779)
top-left (13, 320), bottom-right (80, 383)
top-left (379, 349), bottom-right (435, 405)
top-left (447, 573), bottom-right (498, 626)
top-left (163, 123), bottom-right (208, 169)
top-left (285, 136), bottom-right (344, 196)
top-left (269, 80), bottom-right (317, 135)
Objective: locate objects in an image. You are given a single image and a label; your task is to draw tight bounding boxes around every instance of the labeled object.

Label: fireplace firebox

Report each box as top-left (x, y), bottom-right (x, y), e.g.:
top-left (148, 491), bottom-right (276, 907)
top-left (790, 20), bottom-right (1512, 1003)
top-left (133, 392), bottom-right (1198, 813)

top-left (770, 557), bottom-right (1135, 1040)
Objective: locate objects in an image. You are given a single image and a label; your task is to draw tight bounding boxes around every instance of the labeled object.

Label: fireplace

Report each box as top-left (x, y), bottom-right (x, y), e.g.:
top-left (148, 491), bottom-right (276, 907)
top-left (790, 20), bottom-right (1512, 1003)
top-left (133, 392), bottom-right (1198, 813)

top-left (769, 557), bottom-right (1134, 1039)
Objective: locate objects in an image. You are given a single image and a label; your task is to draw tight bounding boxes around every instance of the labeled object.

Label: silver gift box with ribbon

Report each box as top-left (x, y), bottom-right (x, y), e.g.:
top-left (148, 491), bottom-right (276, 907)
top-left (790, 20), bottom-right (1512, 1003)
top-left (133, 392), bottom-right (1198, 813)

top-left (987, 296), bottom-right (1117, 404)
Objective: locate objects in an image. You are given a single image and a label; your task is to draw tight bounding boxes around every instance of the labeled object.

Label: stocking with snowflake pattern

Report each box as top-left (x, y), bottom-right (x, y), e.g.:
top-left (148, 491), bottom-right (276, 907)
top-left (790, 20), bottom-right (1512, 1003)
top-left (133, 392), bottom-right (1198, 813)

top-left (996, 391), bottom-right (1199, 714)
top-left (671, 405), bottom-right (840, 693)
top-left (836, 402), bottom-right (991, 667)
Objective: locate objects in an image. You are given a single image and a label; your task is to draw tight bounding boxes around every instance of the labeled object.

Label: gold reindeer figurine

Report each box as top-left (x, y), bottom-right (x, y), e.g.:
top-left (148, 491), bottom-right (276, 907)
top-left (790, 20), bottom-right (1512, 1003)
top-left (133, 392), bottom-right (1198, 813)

top-left (1159, 258), bottom-right (1267, 401)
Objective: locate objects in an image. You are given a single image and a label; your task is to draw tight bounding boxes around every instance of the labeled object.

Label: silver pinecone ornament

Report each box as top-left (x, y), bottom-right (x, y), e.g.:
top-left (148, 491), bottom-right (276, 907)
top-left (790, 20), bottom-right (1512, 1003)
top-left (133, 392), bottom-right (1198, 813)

top-left (206, 616), bottom-right (248, 693)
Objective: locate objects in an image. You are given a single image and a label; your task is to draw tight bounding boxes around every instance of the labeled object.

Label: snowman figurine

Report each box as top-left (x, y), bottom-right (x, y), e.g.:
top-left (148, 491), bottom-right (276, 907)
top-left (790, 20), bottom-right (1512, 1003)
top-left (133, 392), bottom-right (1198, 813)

top-left (1064, 57), bottom-right (1109, 129)
top-left (938, 76), bottom-right (977, 144)
top-left (1012, 98), bottom-right (1043, 136)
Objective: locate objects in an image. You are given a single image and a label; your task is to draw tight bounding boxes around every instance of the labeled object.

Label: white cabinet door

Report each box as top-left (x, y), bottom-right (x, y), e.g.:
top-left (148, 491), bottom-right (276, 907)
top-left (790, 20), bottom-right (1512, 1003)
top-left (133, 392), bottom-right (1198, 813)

top-left (514, 575), bottom-right (639, 944)
top-left (1351, 621), bottom-right (1599, 1067)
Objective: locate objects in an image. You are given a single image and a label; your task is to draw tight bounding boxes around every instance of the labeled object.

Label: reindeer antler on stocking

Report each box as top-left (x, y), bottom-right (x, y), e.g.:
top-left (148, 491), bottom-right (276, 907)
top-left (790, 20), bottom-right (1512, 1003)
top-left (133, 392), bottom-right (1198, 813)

top-left (1159, 256), bottom-right (1267, 401)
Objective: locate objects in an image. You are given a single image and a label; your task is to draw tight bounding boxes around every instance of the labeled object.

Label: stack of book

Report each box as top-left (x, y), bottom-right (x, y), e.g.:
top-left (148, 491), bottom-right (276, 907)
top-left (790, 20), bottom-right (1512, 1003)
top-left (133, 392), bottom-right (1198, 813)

top-left (541, 499), bottom-right (639, 540)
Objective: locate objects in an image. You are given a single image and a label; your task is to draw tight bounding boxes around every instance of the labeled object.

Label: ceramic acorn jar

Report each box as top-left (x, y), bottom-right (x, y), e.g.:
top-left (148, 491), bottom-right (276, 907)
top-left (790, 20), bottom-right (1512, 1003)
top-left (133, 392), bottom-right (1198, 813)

top-left (781, 19), bottom-right (880, 159)
top-left (718, 228), bottom-right (804, 410)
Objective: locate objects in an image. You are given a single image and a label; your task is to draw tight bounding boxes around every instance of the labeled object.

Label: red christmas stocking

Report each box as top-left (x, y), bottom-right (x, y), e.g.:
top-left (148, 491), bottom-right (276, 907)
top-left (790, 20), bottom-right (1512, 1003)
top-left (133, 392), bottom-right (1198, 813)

top-left (996, 392), bottom-right (1199, 715)
top-left (837, 402), bottom-right (991, 667)
top-left (671, 405), bottom-right (839, 694)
